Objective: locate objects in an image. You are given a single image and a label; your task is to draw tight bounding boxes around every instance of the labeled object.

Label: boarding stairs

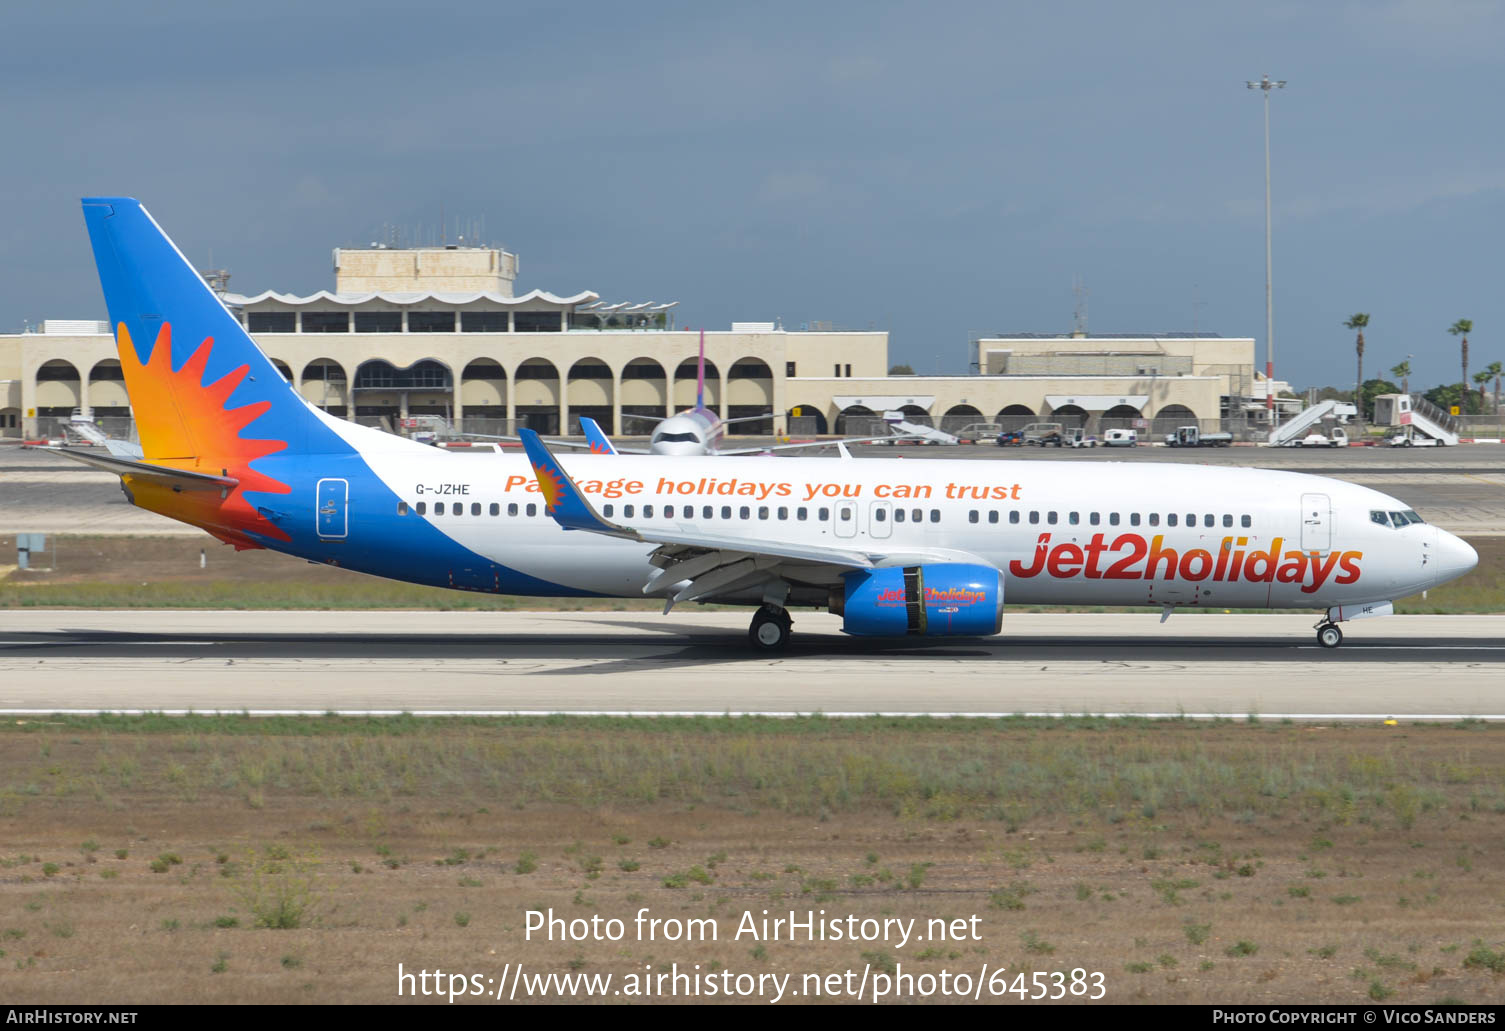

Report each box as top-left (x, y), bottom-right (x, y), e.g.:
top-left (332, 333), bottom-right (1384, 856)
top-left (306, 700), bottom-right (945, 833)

top-left (1267, 399), bottom-right (1354, 446)
top-left (1402, 394), bottom-right (1460, 446)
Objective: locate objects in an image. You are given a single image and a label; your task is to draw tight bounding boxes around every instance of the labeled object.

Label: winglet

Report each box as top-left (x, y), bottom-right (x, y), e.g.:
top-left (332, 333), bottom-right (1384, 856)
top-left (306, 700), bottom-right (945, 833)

top-left (517, 429), bottom-right (636, 537)
top-left (579, 416), bottom-right (619, 455)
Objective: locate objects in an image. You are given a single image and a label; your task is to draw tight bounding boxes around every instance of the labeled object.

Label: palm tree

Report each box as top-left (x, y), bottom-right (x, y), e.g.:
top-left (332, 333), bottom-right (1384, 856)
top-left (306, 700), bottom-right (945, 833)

top-left (1489, 361), bottom-right (1504, 415)
top-left (1474, 369), bottom-right (1491, 406)
top-left (1344, 313), bottom-right (1369, 407)
top-left (1390, 359), bottom-right (1411, 396)
top-left (1449, 319), bottom-right (1473, 394)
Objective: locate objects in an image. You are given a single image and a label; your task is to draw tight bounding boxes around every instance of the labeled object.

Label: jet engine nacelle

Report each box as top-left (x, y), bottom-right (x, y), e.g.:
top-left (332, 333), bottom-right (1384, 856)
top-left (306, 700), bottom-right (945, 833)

top-left (833, 563), bottom-right (1004, 637)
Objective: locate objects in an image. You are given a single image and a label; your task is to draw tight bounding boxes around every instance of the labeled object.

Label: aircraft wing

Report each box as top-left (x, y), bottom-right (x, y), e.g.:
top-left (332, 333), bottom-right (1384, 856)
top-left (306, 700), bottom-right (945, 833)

top-left (35, 446), bottom-right (238, 492)
top-left (517, 429), bottom-right (993, 607)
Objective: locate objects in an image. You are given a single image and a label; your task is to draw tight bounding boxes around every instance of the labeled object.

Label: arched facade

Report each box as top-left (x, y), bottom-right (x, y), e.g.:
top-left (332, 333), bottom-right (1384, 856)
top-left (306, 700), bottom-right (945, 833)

top-left (835, 404), bottom-right (877, 435)
top-left (87, 358), bottom-right (129, 414)
top-left (1151, 403), bottom-right (1199, 434)
top-left (787, 404), bottom-right (828, 435)
top-left (673, 357), bottom-right (720, 409)
top-left (513, 357), bottom-right (561, 434)
top-left (301, 357), bottom-right (349, 413)
top-left (460, 358), bottom-right (507, 416)
top-left (621, 357), bottom-right (668, 426)
top-left (727, 357), bottom-right (773, 431)
top-left (1047, 403), bottom-right (1087, 428)
top-left (34, 359), bottom-right (81, 415)
top-left (566, 357), bottom-right (613, 433)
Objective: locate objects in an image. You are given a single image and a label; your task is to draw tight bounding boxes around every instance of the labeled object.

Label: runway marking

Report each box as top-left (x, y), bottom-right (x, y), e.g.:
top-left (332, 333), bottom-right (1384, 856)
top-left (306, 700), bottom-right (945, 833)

top-left (1, 709), bottom-right (1501, 722)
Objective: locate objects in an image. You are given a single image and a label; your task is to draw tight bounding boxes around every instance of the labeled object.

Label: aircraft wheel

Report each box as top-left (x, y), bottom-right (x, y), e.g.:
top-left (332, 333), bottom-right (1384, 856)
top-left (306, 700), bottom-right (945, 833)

top-left (1316, 623), bottom-right (1343, 649)
top-left (749, 606), bottom-right (792, 651)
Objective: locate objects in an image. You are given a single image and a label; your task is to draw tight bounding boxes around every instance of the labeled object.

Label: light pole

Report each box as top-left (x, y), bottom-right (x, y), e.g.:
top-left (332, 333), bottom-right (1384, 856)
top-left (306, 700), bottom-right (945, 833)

top-left (1247, 73), bottom-right (1285, 425)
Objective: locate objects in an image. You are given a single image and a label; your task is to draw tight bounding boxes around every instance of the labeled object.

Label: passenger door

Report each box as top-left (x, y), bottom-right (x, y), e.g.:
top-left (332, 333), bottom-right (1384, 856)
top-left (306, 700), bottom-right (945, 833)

top-left (1300, 493), bottom-right (1330, 552)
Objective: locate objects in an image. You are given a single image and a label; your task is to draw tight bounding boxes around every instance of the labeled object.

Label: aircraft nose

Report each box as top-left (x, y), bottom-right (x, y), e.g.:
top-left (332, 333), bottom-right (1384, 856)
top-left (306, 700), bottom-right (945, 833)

top-left (1433, 530), bottom-right (1478, 587)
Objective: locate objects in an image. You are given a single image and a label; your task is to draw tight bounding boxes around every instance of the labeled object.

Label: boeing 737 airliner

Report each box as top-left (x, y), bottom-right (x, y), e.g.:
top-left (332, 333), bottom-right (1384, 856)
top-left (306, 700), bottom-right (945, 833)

top-left (51, 198), bottom-right (1478, 650)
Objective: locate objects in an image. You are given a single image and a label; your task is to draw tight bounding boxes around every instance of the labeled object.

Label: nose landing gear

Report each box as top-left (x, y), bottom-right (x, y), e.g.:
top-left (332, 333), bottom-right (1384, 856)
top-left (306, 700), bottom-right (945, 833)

top-left (749, 605), bottom-right (793, 651)
top-left (1315, 622), bottom-right (1343, 649)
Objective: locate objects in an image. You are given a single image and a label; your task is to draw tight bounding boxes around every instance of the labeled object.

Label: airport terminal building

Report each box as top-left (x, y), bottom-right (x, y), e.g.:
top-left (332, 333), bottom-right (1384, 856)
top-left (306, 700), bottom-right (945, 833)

top-left (0, 240), bottom-right (1269, 441)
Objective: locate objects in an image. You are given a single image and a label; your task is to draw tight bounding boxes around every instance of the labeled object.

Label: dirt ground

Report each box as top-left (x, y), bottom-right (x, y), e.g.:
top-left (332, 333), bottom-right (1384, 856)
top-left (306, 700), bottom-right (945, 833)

top-left (1, 721), bottom-right (1502, 1005)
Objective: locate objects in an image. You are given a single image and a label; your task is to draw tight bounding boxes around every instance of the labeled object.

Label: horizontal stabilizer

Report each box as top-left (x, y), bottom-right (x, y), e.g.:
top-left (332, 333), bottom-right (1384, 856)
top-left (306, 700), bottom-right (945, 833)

top-left (36, 446), bottom-right (238, 492)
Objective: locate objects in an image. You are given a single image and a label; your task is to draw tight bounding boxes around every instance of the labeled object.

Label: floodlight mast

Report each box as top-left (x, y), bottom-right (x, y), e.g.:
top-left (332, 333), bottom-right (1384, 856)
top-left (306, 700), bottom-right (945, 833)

top-left (1247, 74), bottom-right (1285, 421)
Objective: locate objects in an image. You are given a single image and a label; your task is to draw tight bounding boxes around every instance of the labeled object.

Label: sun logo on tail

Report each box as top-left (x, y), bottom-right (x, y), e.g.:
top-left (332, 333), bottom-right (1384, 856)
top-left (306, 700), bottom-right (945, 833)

top-left (118, 322), bottom-right (291, 544)
top-left (531, 461), bottom-right (566, 514)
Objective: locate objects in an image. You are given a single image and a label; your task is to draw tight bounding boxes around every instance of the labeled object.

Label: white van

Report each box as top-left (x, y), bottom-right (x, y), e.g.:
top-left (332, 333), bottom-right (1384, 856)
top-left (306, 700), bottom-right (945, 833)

top-left (1103, 428), bottom-right (1137, 448)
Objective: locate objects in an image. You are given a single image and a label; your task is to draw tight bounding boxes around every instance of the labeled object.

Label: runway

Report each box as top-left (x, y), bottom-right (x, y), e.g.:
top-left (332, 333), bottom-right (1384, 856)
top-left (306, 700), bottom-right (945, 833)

top-left (2, 610), bottom-right (1503, 719)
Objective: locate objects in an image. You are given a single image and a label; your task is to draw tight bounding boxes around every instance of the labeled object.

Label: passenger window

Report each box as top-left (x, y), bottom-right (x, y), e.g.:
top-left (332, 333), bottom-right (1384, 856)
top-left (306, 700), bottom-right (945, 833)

top-left (1089, 512), bottom-right (1100, 526)
top-left (1069, 512), bottom-right (1080, 525)
top-left (1187, 514), bottom-right (1195, 527)
top-left (472, 503), bottom-right (481, 516)
top-left (1241, 515), bottom-right (1252, 528)
top-left (797, 507), bottom-right (808, 521)
top-left (721, 506), bottom-right (732, 519)
top-left (490, 503), bottom-right (500, 516)
top-left (643, 505), bottom-right (654, 518)
top-left (1130, 513), bottom-right (1141, 526)
top-left (1029, 511), bottom-right (1040, 525)
top-left (989, 511), bottom-right (1000, 524)
top-left (819, 507), bottom-right (830, 520)
top-left (1168, 514), bottom-right (1178, 527)
top-left (603, 504), bottom-right (614, 518)
top-left (397, 502), bottom-right (408, 516)
top-left (1222, 514), bottom-right (1232, 528)
top-left (877, 508), bottom-right (889, 522)
top-left (778, 507), bottom-right (788, 520)
top-left (758, 506), bottom-right (768, 520)
top-left (1008, 511), bottom-right (1020, 524)
top-left (665, 505), bottom-right (674, 519)
top-left (1109, 513), bottom-right (1120, 526)
top-left (434, 502), bottom-right (445, 515)
top-left (930, 509), bottom-right (940, 523)
top-left (1149, 513), bottom-right (1159, 527)
top-left (703, 506), bottom-right (713, 519)
top-left (1204, 514), bottom-right (1214, 528)
top-left (968, 510), bottom-right (978, 524)
top-left (838, 508), bottom-right (851, 522)
top-left (911, 509), bottom-right (922, 523)
top-left (740, 506), bottom-right (750, 520)
top-left (622, 504), bottom-right (633, 518)
top-left (895, 509), bottom-right (906, 523)
top-left (1047, 511), bottom-right (1058, 525)
top-left (526, 504), bottom-right (536, 517)
top-left (416, 502), bottom-right (427, 515)
top-left (508, 503), bottom-right (518, 516)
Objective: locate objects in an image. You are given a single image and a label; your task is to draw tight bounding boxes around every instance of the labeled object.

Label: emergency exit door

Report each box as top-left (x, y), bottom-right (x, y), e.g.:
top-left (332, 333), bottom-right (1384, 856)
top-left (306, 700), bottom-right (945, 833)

top-left (1300, 493), bottom-right (1330, 552)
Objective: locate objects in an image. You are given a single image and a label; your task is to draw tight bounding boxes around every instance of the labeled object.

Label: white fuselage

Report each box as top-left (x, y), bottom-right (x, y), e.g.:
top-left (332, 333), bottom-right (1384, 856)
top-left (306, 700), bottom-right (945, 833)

top-left (330, 427), bottom-right (1475, 609)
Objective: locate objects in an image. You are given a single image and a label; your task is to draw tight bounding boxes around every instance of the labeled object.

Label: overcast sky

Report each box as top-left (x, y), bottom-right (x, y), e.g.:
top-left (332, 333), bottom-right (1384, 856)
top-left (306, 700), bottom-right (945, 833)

top-left (4, 0), bottom-right (1502, 391)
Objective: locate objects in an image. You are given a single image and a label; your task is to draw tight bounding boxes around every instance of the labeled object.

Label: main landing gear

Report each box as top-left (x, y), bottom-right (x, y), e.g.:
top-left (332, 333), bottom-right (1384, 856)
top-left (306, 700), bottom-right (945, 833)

top-left (749, 605), bottom-right (793, 651)
top-left (1315, 621), bottom-right (1344, 649)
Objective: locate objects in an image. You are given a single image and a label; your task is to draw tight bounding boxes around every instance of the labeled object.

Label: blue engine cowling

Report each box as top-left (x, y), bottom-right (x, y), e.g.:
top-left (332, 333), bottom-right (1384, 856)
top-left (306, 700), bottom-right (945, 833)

top-left (837, 563), bottom-right (1004, 637)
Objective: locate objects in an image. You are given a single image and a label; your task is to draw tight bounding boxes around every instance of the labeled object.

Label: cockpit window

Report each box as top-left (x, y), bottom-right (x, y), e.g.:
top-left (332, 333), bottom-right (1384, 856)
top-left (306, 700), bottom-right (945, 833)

top-left (654, 432), bottom-right (701, 443)
top-left (1401, 510), bottom-right (1424, 525)
top-left (1373, 509), bottom-right (1425, 528)
top-left (1371, 510), bottom-right (1391, 528)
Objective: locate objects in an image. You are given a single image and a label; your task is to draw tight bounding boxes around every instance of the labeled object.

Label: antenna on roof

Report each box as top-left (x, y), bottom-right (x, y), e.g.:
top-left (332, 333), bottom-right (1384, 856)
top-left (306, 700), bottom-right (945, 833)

top-left (1072, 275), bottom-right (1089, 337)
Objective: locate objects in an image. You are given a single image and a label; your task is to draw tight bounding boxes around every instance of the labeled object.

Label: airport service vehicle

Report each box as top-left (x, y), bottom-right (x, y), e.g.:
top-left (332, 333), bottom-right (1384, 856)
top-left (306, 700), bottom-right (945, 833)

top-left (1102, 428), bottom-right (1138, 447)
top-left (48, 197), bottom-right (1477, 651)
top-left (1297, 427), bottom-right (1349, 448)
top-left (1387, 433), bottom-right (1438, 448)
top-left (879, 412), bottom-right (959, 446)
top-left (1020, 422), bottom-right (1063, 445)
top-left (954, 422), bottom-right (1002, 444)
top-left (995, 430), bottom-right (1024, 447)
top-left (1063, 428), bottom-right (1097, 449)
top-left (1164, 426), bottom-right (1232, 448)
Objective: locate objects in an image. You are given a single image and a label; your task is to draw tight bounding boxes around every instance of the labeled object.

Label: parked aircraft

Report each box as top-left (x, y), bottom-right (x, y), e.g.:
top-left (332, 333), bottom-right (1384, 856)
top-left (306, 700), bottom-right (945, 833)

top-left (48, 198), bottom-right (1478, 650)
